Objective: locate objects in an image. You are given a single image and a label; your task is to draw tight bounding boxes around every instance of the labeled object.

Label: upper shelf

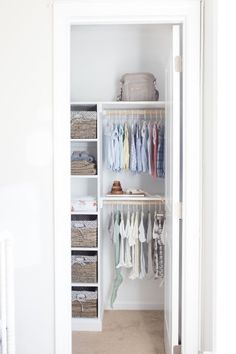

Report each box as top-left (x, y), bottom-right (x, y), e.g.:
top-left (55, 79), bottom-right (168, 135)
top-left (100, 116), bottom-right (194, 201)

top-left (71, 101), bottom-right (166, 109)
top-left (101, 196), bottom-right (164, 204)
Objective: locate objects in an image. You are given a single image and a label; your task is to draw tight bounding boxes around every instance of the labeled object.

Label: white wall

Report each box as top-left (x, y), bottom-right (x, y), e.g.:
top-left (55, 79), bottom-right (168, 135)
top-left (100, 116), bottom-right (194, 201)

top-left (201, 0), bottom-right (217, 351)
top-left (0, 1), bottom-right (54, 354)
top-left (71, 24), bottom-right (171, 102)
top-left (202, 1), bottom-right (236, 353)
top-left (214, 1), bottom-right (236, 353)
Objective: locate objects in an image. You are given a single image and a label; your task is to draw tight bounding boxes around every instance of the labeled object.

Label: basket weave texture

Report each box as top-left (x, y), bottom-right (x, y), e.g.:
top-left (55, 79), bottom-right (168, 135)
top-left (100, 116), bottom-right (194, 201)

top-left (71, 111), bottom-right (97, 139)
top-left (72, 290), bottom-right (98, 318)
top-left (72, 255), bottom-right (97, 283)
top-left (71, 220), bottom-right (97, 247)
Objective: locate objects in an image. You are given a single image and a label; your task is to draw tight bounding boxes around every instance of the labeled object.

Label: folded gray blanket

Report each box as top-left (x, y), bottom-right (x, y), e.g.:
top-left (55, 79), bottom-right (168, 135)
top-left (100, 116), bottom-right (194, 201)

top-left (71, 151), bottom-right (96, 163)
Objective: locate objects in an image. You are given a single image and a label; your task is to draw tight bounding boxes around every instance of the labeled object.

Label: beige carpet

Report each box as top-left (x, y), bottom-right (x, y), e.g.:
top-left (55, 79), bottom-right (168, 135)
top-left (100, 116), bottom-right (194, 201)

top-left (73, 310), bottom-right (165, 354)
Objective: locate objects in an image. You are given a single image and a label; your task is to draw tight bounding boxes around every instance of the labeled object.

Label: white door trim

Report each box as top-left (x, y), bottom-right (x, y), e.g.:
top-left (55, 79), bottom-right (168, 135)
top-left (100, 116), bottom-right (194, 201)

top-left (53, 2), bottom-right (201, 354)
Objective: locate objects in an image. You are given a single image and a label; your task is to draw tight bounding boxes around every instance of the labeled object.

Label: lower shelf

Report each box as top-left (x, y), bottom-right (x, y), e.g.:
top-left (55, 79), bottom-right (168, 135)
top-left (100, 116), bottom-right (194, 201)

top-left (72, 282), bottom-right (98, 287)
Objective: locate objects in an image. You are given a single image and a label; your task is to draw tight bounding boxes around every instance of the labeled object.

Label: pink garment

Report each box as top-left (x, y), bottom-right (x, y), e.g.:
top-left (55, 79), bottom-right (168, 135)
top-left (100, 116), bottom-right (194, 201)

top-left (152, 123), bottom-right (158, 179)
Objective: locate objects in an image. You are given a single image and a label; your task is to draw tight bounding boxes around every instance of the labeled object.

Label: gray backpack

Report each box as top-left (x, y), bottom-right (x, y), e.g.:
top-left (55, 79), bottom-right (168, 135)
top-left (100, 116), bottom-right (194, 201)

top-left (117, 73), bottom-right (159, 101)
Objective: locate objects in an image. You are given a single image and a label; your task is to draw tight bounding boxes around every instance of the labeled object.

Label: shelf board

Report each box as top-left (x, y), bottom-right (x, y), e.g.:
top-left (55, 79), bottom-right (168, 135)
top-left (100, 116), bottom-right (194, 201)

top-left (70, 139), bottom-right (97, 142)
top-left (71, 175), bottom-right (98, 179)
top-left (71, 100), bottom-right (165, 106)
top-left (71, 247), bottom-right (98, 251)
top-left (72, 317), bottom-right (102, 332)
top-left (101, 196), bottom-right (164, 201)
top-left (71, 211), bottom-right (98, 215)
top-left (71, 101), bottom-right (98, 105)
top-left (72, 283), bottom-right (98, 287)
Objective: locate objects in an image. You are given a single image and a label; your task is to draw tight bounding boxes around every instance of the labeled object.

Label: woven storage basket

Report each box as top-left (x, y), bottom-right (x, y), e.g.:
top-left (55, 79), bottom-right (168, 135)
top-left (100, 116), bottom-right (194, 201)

top-left (72, 289), bottom-right (98, 318)
top-left (71, 111), bottom-right (97, 139)
top-left (72, 254), bottom-right (97, 283)
top-left (71, 219), bottom-right (97, 248)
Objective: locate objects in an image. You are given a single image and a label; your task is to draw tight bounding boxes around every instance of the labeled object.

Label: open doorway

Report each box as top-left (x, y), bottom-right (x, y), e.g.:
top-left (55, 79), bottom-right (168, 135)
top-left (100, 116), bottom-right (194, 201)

top-left (53, 3), bottom-right (201, 354)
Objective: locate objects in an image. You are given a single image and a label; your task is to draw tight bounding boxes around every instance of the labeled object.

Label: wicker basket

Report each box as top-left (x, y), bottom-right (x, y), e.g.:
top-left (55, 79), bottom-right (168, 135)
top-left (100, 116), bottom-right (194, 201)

top-left (71, 111), bottom-right (97, 139)
top-left (72, 289), bottom-right (98, 318)
top-left (72, 254), bottom-right (97, 283)
top-left (71, 219), bottom-right (97, 248)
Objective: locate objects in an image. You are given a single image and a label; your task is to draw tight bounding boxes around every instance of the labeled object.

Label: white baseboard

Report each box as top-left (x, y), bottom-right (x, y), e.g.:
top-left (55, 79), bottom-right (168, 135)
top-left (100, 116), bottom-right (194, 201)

top-left (72, 318), bottom-right (102, 332)
top-left (105, 302), bottom-right (164, 310)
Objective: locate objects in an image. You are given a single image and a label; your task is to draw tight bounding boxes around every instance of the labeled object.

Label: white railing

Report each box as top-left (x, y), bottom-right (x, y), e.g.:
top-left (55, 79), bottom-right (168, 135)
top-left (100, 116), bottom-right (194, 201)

top-left (0, 232), bottom-right (15, 354)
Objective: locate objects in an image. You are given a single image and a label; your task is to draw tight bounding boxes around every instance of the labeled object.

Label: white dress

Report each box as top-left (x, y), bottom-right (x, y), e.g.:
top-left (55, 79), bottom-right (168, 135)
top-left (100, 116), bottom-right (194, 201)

top-left (129, 210), bottom-right (140, 280)
top-left (139, 211), bottom-right (147, 279)
top-left (124, 210), bottom-right (132, 268)
top-left (117, 211), bottom-right (126, 268)
top-left (147, 211), bottom-right (154, 278)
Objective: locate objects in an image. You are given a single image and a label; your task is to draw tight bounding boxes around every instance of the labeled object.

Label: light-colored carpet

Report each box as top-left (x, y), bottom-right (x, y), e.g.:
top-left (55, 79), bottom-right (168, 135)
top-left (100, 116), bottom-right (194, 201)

top-left (73, 310), bottom-right (165, 354)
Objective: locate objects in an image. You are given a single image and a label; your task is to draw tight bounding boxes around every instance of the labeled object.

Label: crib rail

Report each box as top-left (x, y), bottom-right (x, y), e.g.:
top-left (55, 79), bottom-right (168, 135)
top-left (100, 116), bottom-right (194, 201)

top-left (0, 233), bottom-right (15, 354)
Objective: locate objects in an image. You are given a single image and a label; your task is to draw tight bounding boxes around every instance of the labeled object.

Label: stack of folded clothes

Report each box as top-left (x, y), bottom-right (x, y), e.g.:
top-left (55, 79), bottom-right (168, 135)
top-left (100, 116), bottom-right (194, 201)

top-left (71, 111), bottom-right (97, 139)
top-left (71, 151), bottom-right (97, 175)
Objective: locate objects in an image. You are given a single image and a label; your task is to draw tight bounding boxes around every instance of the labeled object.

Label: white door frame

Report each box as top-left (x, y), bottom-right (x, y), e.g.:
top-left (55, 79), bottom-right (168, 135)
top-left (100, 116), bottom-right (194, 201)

top-left (53, 1), bottom-right (201, 354)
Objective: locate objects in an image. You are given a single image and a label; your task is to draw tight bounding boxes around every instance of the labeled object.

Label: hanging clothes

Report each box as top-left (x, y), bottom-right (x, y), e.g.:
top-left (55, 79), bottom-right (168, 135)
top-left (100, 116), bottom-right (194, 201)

top-left (111, 124), bottom-right (120, 172)
top-left (146, 211), bottom-right (154, 278)
top-left (128, 211), bottom-right (136, 280)
top-left (117, 210), bottom-right (126, 268)
top-left (152, 211), bottom-right (159, 278)
top-left (152, 212), bottom-right (165, 279)
top-left (136, 124), bottom-right (142, 173)
top-left (147, 122), bottom-right (152, 175)
top-left (124, 209), bottom-right (132, 268)
top-left (104, 121), bottom-right (113, 169)
top-left (157, 124), bottom-right (165, 177)
top-left (104, 115), bottom-right (165, 177)
top-left (107, 210), bottom-right (114, 241)
top-left (139, 210), bottom-right (146, 279)
top-left (108, 205), bottom-right (165, 305)
top-left (123, 122), bottom-right (130, 170)
top-left (157, 216), bottom-right (165, 278)
top-left (130, 123), bottom-right (137, 173)
top-left (141, 121), bottom-right (148, 173)
top-left (110, 211), bottom-right (123, 307)
top-left (118, 124), bottom-right (124, 171)
top-left (129, 210), bottom-right (140, 280)
top-left (152, 123), bottom-right (158, 179)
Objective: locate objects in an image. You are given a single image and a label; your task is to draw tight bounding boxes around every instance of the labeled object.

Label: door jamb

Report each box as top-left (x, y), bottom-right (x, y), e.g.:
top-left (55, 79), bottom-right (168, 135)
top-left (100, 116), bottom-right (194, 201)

top-left (53, 2), bottom-right (202, 354)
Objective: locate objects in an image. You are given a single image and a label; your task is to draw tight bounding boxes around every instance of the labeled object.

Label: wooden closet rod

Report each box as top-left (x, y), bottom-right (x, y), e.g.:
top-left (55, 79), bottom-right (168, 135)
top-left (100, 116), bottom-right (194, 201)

top-left (103, 108), bottom-right (165, 116)
top-left (102, 200), bottom-right (164, 205)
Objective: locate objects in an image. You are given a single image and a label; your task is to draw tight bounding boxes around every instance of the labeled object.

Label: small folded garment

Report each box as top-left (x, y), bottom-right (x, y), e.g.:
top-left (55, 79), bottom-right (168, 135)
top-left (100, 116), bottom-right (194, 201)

top-left (71, 151), bottom-right (95, 162)
top-left (71, 196), bottom-right (97, 212)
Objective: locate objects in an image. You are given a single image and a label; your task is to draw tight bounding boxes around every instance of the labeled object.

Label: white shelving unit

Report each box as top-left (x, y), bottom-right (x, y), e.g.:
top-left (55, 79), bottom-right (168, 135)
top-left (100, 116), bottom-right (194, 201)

top-left (71, 102), bottom-right (101, 331)
top-left (70, 100), bottom-right (165, 331)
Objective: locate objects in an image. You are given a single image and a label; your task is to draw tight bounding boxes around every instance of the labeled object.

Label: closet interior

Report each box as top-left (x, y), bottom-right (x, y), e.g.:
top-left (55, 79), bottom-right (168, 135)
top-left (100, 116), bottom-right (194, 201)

top-left (69, 23), bottom-right (179, 352)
